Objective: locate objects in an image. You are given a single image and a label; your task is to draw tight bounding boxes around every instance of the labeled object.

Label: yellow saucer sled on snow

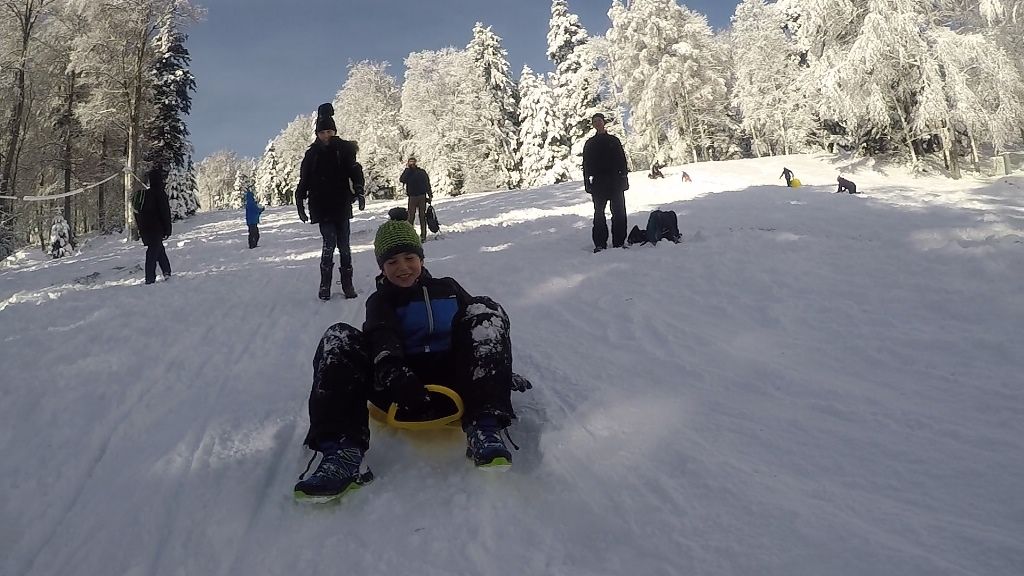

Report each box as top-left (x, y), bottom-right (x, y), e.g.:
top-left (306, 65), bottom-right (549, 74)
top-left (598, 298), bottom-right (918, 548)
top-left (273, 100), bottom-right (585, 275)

top-left (368, 384), bottom-right (464, 431)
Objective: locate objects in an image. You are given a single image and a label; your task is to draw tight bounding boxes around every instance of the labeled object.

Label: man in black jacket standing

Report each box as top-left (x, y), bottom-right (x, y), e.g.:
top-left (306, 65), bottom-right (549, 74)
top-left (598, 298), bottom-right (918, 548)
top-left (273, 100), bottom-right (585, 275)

top-left (295, 103), bottom-right (366, 301)
top-left (582, 113), bottom-right (629, 252)
top-left (399, 156), bottom-right (431, 241)
top-left (135, 164), bottom-right (172, 284)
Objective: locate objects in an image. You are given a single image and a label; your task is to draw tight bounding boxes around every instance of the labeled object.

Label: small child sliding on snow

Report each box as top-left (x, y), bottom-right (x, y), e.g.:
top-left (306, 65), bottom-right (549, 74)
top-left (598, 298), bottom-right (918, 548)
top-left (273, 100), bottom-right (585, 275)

top-left (294, 208), bottom-right (531, 502)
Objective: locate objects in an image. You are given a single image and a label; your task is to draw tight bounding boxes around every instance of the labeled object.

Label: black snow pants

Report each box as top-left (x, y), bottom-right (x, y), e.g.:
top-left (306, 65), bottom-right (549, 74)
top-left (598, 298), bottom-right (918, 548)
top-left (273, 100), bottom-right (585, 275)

top-left (302, 297), bottom-right (516, 452)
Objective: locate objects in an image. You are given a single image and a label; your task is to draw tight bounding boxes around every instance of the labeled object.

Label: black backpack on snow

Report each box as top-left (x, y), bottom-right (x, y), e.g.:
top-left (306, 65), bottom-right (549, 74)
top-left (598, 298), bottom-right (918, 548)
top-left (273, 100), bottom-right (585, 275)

top-left (644, 210), bottom-right (682, 244)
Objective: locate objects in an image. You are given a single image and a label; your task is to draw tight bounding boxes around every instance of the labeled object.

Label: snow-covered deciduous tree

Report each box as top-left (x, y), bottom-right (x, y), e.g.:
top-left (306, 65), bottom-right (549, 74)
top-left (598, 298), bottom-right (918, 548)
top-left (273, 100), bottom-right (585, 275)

top-left (517, 66), bottom-right (567, 187)
top-left (401, 48), bottom-right (496, 196)
top-left (69, 0), bottom-right (202, 233)
top-left (547, 0), bottom-right (602, 178)
top-left (467, 23), bottom-right (521, 189)
top-left (196, 150), bottom-right (243, 211)
top-left (232, 160), bottom-right (255, 210)
top-left (49, 213), bottom-right (72, 258)
top-left (790, 0), bottom-right (1024, 175)
top-left (333, 61), bottom-right (403, 198)
top-left (606, 0), bottom-right (731, 163)
top-left (729, 0), bottom-right (814, 157)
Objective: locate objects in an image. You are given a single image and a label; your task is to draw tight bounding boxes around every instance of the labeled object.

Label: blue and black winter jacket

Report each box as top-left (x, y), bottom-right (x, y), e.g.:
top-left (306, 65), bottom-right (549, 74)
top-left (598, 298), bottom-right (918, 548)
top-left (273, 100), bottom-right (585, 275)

top-left (363, 268), bottom-right (472, 362)
top-left (244, 189), bottom-right (264, 226)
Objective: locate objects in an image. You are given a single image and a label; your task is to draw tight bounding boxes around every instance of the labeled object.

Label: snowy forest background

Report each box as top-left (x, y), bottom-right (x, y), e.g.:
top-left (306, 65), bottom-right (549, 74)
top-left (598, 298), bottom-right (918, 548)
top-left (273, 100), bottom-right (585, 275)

top-left (3, 0), bottom-right (1024, 262)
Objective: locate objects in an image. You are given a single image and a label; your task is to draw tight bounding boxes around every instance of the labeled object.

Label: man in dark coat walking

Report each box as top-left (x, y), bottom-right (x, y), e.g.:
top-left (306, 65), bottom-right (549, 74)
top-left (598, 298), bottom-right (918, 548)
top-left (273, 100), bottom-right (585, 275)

top-left (582, 113), bottom-right (629, 252)
top-left (399, 156), bottom-right (432, 241)
top-left (295, 103), bottom-right (366, 301)
top-left (135, 164), bottom-right (172, 284)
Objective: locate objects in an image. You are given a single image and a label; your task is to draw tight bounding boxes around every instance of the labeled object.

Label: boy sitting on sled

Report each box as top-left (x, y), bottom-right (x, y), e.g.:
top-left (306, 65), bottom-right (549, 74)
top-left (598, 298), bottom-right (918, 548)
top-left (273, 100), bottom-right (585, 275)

top-left (294, 208), bottom-right (530, 501)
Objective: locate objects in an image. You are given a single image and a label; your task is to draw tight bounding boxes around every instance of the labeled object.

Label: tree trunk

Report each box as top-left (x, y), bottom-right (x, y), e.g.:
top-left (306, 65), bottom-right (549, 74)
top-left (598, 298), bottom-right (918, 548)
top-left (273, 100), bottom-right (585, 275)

top-left (63, 72), bottom-right (76, 245)
top-left (941, 120), bottom-right (961, 179)
top-left (99, 134), bottom-right (107, 232)
top-left (968, 130), bottom-right (980, 172)
top-left (895, 104), bottom-right (918, 165)
top-left (124, 26), bottom-right (149, 240)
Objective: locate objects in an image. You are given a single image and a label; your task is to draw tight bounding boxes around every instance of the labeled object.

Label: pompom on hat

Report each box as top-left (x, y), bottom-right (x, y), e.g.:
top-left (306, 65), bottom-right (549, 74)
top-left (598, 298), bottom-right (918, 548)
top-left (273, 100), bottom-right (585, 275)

top-left (373, 207), bottom-right (424, 266)
top-left (314, 102), bottom-right (337, 133)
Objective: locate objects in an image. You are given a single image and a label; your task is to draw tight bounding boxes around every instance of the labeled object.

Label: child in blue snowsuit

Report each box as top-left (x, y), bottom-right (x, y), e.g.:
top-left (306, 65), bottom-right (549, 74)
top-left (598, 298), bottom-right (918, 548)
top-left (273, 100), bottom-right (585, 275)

top-left (244, 188), bottom-right (264, 248)
top-left (294, 209), bottom-right (530, 501)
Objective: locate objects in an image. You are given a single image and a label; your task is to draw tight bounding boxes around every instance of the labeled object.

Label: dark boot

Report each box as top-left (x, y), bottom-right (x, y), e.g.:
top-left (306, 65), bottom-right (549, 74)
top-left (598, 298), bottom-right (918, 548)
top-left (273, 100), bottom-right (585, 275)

top-left (340, 266), bottom-right (357, 299)
top-left (293, 439), bottom-right (371, 502)
top-left (319, 267), bottom-right (332, 301)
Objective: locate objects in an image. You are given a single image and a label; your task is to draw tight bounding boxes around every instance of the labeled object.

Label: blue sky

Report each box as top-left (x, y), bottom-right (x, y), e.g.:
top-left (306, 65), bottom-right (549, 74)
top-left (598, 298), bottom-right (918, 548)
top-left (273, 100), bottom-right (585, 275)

top-left (187, 0), bottom-right (738, 161)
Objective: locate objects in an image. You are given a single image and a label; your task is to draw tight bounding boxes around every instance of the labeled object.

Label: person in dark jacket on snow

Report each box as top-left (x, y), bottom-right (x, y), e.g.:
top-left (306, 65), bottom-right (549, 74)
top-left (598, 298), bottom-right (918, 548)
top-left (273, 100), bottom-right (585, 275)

top-left (780, 167), bottom-right (795, 187)
top-left (244, 186), bottom-right (265, 248)
top-left (295, 102), bottom-right (366, 300)
top-left (836, 176), bottom-right (858, 194)
top-left (135, 164), bottom-right (172, 284)
top-left (582, 113), bottom-right (630, 252)
top-left (399, 156), bottom-right (432, 241)
top-left (294, 209), bottom-right (531, 502)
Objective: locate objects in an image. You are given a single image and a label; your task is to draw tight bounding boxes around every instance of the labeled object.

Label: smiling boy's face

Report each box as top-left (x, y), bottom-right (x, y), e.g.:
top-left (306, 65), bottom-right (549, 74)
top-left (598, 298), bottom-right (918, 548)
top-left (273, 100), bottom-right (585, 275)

top-left (382, 252), bottom-right (423, 288)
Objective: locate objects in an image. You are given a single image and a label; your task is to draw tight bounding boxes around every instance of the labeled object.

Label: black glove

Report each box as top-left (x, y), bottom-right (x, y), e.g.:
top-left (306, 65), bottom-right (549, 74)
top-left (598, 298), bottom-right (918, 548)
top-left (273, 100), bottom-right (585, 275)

top-left (356, 194), bottom-right (365, 211)
top-left (621, 175), bottom-right (630, 191)
top-left (375, 359), bottom-right (430, 411)
top-left (584, 177), bottom-right (593, 195)
top-left (511, 372), bottom-right (533, 393)
top-left (297, 205), bottom-right (308, 223)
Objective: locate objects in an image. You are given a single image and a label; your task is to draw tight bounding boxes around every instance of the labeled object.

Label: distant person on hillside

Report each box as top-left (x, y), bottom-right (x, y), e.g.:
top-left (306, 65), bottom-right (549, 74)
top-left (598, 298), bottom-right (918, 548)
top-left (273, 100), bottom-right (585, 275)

top-left (583, 112), bottom-right (630, 252)
top-left (836, 176), bottom-right (858, 194)
top-left (399, 156), bottom-right (432, 242)
top-left (780, 167), bottom-right (795, 187)
top-left (292, 210), bottom-right (532, 502)
top-left (244, 186), bottom-right (265, 249)
top-left (648, 161), bottom-right (665, 179)
top-left (134, 163), bottom-right (172, 285)
top-left (295, 102), bottom-right (365, 301)
top-left (681, 171), bottom-right (692, 183)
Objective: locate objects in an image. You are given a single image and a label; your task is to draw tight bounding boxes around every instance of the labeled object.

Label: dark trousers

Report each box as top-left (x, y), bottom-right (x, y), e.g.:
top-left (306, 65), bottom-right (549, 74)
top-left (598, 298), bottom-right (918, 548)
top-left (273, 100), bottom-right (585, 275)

top-left (592, 187), bottom-right (627, 248)
top-left (248, 224), bottom-right (260, 248)
top-left (302, 297), bottom-right (516, 452)
top-left (407, 195), bottom-right (428, 240)
top-left (319, 220), bottom-right (352, 275)
top-left (141, 233), bottom-right (171, 284)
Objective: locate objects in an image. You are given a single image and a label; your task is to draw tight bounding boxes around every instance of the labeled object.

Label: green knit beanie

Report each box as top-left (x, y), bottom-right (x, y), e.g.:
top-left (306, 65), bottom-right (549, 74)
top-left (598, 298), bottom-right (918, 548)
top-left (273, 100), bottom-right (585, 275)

top-left (374, 207), bottom-right (424, 266)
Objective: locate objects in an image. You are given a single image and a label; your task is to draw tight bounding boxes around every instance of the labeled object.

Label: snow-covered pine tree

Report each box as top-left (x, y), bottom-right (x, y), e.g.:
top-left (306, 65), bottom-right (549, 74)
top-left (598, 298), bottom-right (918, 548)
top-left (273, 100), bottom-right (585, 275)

top-left (254, 139), bottom-right (287, 206)
top-left (467, 23), bottom-right (521, 189)
top-left (144, 17), bottom-right (196, 169)
top-left (165, 158), bottom-right (199, 220)
top-left (730, 0), bottom-right (814, 157)
top-left (49, 214), bottom-right (72, 259)
top-left (547, 0), bottom-right (601, 179)
top-left (332, 61), bottom-right (403, 198)
top-left (517, 66), bottom-right (566, 187)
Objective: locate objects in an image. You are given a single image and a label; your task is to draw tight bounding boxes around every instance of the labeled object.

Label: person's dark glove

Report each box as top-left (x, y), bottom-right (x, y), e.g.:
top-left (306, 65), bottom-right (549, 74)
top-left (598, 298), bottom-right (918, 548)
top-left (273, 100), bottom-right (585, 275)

top-left (356, 194), bottom-right (365, 211)
top-left (584, 177), bottom-right (593, 195)
top-left (375, 359), bottom-right (430, 412)
top-left (297, 205), bottom-right (308, 223)
top-left (621, 175), bottom-right (630, 191)
top-left (511, 373), bottom-right (533, 393)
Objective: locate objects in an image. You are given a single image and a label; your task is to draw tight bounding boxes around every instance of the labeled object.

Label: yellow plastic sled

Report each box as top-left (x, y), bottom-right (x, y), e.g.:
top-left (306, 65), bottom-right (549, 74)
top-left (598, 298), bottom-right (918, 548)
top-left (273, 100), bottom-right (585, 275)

top-left (789, 178), bottom-right (802, 188)
top-left (368, 384), bottom-right (464, 431)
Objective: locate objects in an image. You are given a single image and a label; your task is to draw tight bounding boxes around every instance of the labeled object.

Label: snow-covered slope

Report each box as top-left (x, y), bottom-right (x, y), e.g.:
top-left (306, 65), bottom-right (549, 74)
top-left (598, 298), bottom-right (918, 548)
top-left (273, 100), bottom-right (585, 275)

top-left (3, 154), bottom-right (1023, 576)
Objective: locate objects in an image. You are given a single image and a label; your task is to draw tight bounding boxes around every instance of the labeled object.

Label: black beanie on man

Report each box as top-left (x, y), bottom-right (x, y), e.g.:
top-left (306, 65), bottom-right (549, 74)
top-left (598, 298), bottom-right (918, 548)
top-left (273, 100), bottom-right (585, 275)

top-left (314, 102), bottom-right (336, 133)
